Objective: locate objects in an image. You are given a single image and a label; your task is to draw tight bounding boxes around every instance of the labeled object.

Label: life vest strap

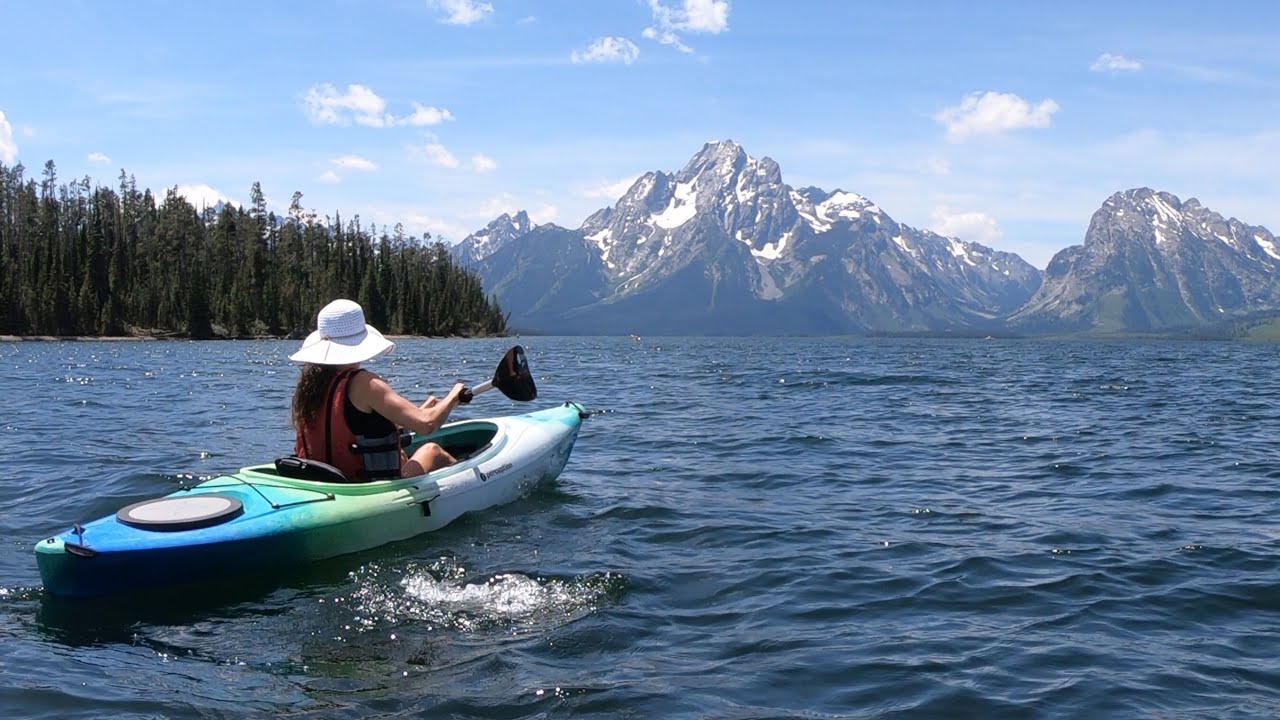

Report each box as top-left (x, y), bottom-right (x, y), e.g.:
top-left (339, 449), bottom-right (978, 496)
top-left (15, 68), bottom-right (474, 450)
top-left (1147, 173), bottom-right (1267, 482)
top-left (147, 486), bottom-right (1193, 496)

top-left (352, 431), bottom-right (403, 479)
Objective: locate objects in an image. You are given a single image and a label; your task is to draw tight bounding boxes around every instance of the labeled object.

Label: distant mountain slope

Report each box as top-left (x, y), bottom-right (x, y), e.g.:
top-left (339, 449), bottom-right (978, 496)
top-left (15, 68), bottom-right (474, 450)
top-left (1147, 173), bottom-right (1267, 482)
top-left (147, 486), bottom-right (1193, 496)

top-left (1010, 188), bottom-right (1280, 333)
top-left (470, 224), bottom-right (607, 326)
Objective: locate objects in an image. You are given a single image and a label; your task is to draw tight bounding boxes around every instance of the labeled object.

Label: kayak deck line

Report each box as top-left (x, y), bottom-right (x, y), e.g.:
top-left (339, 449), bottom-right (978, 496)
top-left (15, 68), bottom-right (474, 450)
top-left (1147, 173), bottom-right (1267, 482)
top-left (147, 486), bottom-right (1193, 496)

top-left (187, 475), bottom-right (338, 510)
top-left (177, 476), bottom-right (445, 515)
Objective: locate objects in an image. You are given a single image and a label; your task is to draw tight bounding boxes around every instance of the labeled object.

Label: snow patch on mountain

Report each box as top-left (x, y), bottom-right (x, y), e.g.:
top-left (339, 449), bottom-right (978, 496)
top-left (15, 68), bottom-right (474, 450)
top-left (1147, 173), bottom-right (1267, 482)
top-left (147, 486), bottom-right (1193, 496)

top-left (586, 227), bottom-right (615, 268)
top-left (1257, 234), bottom-right (1280, 260)
top-left (947, 238), bottom-right (977, 266)
top-left (652, 181), bottom-right (697, 229)
top-left (817, 191), bottom-right (876, 222)
top-left (1149, 194), bottom-right (1181, 226)
top-left (756, 260), bottom-right (783, 300)
top-left (751, 230), bottom-right (792, 260)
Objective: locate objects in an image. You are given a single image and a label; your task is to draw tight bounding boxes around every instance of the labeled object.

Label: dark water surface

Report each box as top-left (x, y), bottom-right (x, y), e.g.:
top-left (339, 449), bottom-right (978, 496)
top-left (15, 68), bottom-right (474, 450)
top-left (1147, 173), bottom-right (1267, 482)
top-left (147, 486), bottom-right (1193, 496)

top-left (2, 337), bottom-right (1278, 718)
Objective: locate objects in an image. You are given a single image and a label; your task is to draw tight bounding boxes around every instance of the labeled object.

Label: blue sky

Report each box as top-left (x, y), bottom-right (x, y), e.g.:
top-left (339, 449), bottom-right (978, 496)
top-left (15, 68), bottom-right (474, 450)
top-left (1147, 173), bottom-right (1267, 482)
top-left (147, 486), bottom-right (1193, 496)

top-left (2, 0), bottom-right (1277, 269)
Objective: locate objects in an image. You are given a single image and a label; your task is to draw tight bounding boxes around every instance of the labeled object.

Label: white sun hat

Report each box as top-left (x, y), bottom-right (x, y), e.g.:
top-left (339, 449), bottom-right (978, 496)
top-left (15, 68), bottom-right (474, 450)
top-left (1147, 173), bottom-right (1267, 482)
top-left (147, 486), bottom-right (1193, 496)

top-left (289, 299), bottom-right (395, 365)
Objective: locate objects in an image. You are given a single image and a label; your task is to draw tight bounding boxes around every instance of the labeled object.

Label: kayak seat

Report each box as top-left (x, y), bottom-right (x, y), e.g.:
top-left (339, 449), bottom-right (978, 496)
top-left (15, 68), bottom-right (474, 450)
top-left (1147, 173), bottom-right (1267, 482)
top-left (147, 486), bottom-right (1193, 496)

top-left (274, 456), bottom-right (354, 484)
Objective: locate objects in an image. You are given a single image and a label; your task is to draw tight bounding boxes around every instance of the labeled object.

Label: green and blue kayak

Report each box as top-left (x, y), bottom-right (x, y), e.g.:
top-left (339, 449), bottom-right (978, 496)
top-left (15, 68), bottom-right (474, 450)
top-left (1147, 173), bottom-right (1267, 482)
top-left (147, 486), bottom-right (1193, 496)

top-left (36, 402), bottom-right (588, 598)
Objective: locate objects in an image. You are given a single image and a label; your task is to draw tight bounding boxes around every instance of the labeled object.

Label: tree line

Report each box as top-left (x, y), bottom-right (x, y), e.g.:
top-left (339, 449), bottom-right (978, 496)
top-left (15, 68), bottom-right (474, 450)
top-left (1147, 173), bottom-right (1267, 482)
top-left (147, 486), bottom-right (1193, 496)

top-left (0, 160), bottom-right (508, 338)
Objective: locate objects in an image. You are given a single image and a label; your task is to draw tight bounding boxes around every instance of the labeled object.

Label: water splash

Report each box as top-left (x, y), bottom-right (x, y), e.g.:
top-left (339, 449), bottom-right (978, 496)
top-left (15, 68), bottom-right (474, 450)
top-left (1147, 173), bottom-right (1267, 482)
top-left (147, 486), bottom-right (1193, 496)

top-left (344, 560), bottom-right (627, 634)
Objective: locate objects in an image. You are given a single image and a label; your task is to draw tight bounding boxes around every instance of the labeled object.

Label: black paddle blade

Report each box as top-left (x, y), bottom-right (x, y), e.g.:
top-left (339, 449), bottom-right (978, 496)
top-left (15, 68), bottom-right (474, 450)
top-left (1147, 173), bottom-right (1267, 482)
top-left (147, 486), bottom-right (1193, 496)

top-left (494, 345), bottom-right (537, 401)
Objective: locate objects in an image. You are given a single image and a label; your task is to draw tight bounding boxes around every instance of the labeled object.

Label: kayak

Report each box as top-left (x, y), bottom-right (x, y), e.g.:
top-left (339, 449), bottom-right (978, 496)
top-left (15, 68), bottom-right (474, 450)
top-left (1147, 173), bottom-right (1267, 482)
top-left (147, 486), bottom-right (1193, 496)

top-left (35, 401), bottom-right (589, 598)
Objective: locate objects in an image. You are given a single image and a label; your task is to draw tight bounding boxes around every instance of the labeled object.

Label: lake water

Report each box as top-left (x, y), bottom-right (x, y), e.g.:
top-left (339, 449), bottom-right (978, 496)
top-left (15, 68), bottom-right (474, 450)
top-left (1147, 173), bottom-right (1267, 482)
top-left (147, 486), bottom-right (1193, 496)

top-left (1, 336), bottom-right (1278, 719)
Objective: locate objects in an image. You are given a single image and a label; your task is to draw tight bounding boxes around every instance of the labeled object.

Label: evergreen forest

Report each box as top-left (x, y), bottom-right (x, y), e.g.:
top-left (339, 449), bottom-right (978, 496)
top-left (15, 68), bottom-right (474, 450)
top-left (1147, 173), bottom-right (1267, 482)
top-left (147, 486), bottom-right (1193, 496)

top-left (0, 161), bottom-right (509, 338)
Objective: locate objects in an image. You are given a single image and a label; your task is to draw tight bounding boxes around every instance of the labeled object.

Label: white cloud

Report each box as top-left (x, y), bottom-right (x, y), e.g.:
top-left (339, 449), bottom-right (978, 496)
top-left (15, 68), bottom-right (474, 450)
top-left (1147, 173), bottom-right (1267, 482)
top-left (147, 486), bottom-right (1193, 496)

top-left (372, 207), bottom-right (471, 243)
top-left (0, 111), bottom-right (16, 164)
top-left (649, 0), bottom-right (729, 33)
top-left (333, 154), bottom-right (377, 171)
top-left (399, 102), bottom-right (455, 127)
top-left (643, 0), bottom-right (730, 53)
top-left (641, 27), bottom-right (691, 54)
top-left (528, 203), bottom-right (559, 225)
top-left (1091, 52), bottom-right (1142, 73)
top-left (303, 83), bottom-right (454, 128)
top-left (580, 176), bottom-right (640, 200)
top-left (430, 0), bottom-right (493, 26)
top-left (465, 193), bottom-right (559, 225)
top-left (305, 83), bottom-right (386, 126)
top-left (412, 141), bottom-right (460, 168)
top-left (1165, 63), bottom-right (1244, 85)
top-left (470, 153), bottom-right (497, 172)
top-left (936, 91), bottom-right (1059, 142)
top-left (929, 206), bottom-right (1004, 246)
top-left (318, 170), bottom-right (342, 184)
top-left (467, 193), bottom-right (521, 219)
top-left (922, 156), bottom-right (951, 175)
top-left (407, 143), bottom-right (495, 173)
top-left (572, 37), bottom-right (641, 65)
top-left (88, 151), bottom-right (112, 166)
top-left (680, 0), bottom-right (730, 32)
top-left (172, 183), bottom-right (232, 209)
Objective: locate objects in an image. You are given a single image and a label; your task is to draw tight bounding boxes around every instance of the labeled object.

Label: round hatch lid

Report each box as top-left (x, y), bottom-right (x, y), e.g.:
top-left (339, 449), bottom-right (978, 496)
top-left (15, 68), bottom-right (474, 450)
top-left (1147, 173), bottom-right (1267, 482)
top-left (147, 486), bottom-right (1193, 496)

top-left (116, 493), bottom-right (244, 531)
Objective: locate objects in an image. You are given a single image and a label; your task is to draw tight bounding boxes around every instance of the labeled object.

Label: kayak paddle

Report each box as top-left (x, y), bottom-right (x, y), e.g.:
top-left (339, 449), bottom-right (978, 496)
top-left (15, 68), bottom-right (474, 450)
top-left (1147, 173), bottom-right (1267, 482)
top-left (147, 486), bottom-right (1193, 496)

top-left (459, 345), bottom-right (537, 404)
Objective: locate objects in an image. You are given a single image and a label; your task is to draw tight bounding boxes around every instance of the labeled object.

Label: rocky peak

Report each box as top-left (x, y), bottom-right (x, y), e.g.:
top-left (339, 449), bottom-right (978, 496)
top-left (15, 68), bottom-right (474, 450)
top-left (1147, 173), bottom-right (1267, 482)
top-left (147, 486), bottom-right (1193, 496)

top-left (677, 140), bottom-right (749, 183)
top-left (451, 210), bottom-right (536, 266)
top-left (1099, 187), bottom-right (1179, 220)
top-left (1093, 188), bottom-right (1278, 259)
top-left (1014, 188), bottom-right (1280, 332)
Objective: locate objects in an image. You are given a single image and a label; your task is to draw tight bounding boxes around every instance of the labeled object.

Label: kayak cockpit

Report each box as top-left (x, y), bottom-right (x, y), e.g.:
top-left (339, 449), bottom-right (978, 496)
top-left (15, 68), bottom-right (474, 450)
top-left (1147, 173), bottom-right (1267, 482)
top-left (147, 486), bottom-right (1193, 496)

top-left (246, 420), bottom-right (503, 486)
top-left (404, 420), bottom-right (500, 461)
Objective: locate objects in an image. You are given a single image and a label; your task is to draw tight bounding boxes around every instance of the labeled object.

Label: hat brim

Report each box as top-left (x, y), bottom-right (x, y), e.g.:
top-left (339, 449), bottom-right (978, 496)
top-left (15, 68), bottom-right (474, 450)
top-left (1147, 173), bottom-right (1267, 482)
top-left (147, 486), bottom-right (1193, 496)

top-left (289, 325), bottom-right (395, 365)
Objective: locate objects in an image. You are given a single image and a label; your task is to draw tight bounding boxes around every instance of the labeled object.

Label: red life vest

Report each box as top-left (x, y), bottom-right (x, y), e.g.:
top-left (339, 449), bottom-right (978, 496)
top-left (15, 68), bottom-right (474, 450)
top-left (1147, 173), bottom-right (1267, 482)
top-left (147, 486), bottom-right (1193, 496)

top-left (294, 369), bottom-right (406, 482)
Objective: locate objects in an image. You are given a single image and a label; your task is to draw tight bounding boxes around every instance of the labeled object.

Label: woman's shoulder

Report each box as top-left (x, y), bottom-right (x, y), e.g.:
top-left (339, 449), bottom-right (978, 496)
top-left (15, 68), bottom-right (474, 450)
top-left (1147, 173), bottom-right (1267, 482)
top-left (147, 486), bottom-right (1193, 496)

top-left (347, 367), bottom-right (382, 382)
top-left (347, 368), bottom-right (393, 392)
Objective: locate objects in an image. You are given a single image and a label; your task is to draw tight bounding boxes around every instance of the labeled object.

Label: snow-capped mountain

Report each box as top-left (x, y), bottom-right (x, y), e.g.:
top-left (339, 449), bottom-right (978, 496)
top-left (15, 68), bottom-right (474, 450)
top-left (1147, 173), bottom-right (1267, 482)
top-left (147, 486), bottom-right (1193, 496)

top-left (1011, 188), bottom-right (1280, 332)
top-left (466, 140), bottom-right (1041, 335)
top-left (450, 211), bottom-right (536, 267)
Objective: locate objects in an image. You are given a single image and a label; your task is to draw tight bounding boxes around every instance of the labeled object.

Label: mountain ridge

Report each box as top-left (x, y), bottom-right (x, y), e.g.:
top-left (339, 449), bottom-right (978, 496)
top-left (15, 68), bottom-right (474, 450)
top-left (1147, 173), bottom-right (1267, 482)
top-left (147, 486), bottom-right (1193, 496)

top-left (452, 140), bottom-right (1278, 336)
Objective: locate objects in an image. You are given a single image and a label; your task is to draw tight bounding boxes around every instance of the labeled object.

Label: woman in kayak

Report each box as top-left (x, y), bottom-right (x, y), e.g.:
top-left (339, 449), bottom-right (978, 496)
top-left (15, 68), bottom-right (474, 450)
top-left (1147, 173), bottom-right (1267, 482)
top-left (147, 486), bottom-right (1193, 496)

top-left (289, 298), bottom-right (467, 481)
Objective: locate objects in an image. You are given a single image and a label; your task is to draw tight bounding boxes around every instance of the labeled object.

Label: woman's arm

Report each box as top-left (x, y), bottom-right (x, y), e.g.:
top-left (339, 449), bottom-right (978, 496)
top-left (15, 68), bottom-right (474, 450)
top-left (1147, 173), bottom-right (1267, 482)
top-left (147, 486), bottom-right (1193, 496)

top-left (349, 371), bottom-right (466, 436)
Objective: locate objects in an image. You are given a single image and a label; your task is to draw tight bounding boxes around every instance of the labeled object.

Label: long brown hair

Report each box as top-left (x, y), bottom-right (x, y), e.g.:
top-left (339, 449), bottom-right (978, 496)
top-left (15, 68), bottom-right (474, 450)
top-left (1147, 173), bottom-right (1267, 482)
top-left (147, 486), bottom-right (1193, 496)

top-left (292, 364), bottom-right (340, 431)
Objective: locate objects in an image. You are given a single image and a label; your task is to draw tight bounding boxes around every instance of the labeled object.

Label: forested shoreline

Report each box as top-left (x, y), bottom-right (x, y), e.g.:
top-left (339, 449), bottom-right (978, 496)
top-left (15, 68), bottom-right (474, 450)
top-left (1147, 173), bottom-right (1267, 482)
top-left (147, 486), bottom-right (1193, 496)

top-left (0, 161), bottom-right (508, 339)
